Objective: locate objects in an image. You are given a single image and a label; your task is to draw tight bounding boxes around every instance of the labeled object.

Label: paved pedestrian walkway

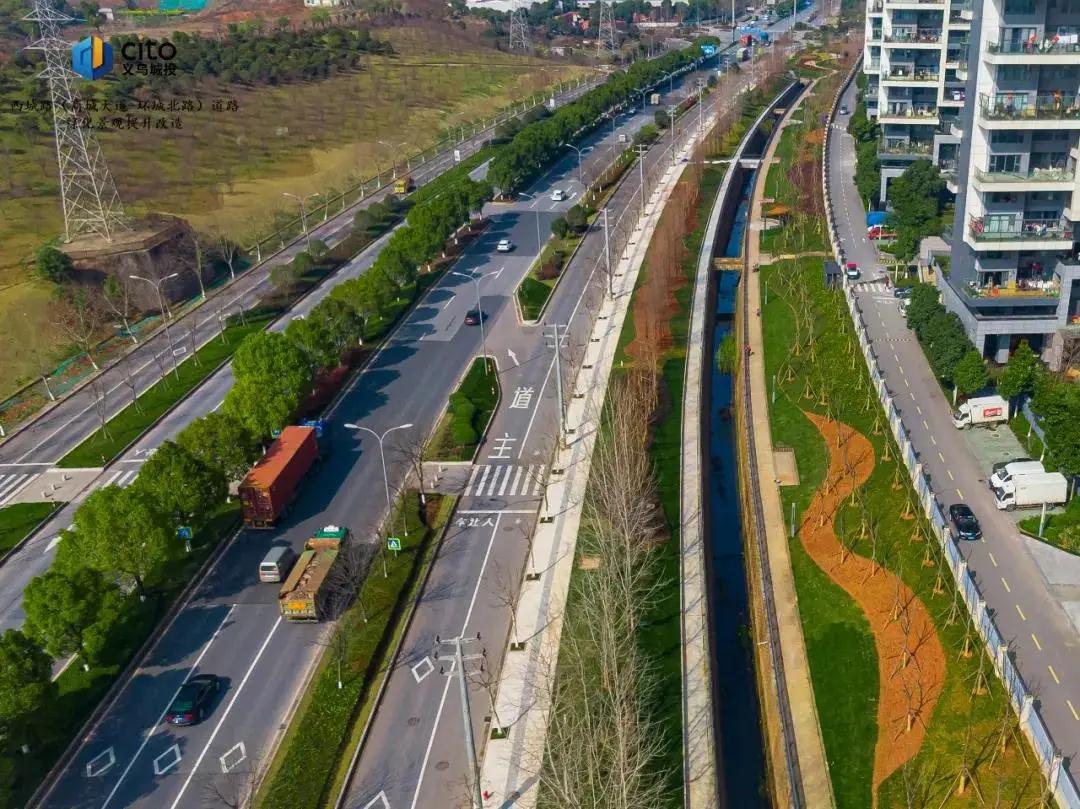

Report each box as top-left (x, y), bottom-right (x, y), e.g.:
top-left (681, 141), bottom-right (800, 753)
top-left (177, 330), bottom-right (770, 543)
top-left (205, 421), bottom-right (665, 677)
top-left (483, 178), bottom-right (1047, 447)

top-left (744, 84), bottom-right (837, 809)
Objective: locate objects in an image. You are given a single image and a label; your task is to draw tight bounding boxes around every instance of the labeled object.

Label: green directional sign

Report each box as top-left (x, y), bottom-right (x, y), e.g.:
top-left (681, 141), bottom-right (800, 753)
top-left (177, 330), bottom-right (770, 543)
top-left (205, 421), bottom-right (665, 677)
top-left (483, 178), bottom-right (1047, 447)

top-left (387, 537), bottom-right (402, 552)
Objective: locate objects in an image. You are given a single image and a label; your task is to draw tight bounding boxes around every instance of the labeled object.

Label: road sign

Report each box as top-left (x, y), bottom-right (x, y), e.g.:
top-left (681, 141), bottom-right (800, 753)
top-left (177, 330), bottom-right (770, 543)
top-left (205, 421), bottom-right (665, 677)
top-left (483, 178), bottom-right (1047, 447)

top-left (177, 525), bottom-right (193, 540)
top-left (701, 44), bottom-right (718, 57)
top-left (387, 537), bottom-right (402, 552)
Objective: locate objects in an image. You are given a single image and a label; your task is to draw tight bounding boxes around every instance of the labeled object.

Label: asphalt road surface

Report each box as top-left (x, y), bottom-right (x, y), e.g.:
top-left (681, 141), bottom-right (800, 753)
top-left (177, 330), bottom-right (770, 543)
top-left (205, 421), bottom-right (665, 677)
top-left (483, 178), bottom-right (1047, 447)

top-left (35, 68), bottom-right (714, 809)
top-left (829, 79), bottom-right (1080, 786)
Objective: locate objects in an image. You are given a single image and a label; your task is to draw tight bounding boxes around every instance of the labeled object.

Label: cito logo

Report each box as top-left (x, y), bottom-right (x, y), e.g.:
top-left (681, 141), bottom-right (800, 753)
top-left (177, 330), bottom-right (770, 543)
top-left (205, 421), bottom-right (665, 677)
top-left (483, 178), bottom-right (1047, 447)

top-left (72, 35), bottom-right (113, 80)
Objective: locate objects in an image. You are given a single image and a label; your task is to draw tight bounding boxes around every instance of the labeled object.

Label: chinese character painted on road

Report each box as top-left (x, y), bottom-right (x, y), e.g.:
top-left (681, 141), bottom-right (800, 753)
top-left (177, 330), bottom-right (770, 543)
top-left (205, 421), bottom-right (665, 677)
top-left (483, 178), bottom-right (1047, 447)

top-left (510, 387), bottom-right (534, 409)
top-left (488, 433), bottom-right (517, 460)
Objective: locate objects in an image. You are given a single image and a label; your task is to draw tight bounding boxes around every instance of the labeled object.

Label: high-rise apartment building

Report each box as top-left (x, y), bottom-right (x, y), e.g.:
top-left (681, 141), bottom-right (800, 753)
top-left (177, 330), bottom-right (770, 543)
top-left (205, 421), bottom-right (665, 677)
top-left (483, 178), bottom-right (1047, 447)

top-left (862, 0), bottom-right (1080, 366)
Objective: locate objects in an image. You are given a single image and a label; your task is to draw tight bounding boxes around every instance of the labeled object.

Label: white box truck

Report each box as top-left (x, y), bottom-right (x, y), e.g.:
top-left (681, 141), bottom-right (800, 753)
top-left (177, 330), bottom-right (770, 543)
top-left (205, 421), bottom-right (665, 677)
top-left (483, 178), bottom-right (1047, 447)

top-left (952, 395), bottom-right (1008, 429)
top-left (988, 460), bottom-right (1044, 491)
top-left (992, 472), bottom-right (1068, 511)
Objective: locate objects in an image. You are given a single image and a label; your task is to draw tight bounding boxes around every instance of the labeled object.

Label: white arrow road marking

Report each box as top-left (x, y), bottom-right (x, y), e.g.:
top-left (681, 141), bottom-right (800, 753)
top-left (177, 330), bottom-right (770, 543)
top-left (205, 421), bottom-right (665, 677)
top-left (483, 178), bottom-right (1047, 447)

top-left (46, 535), bottom-right (63, 553)
top-left (507, 349), bottom-right (519, 367)
top-left (219, 741), bottom-right (246, 774)
top-left (153, 745), bottom-right (181, 776)
top-left (86, 747), bottom-right (115, 778)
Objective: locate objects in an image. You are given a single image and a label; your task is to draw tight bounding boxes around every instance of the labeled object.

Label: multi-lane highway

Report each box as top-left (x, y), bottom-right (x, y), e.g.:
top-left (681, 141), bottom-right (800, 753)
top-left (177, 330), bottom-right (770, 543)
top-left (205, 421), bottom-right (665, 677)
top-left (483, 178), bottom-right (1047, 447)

top-left (828, 79), bottom-right (1080, 783)
top-left (34, 71), bottom-right (713, 809)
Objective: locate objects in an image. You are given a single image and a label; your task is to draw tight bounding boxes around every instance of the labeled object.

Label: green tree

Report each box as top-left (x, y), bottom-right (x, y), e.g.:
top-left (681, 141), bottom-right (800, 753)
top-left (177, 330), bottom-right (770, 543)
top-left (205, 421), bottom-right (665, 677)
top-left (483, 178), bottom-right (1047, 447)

top-left (23, 568), bottom-right (125, 664)
top-left (34, 244), bottom-right (72, 284)
top-left (1032, 376), bottom-right (1080, 478)
top-left (310, 296), bottom-right (364, 351)
top-left (57, 485), bottom-right (175, 596)
top-left (551, 217), bottom-right (570, 239)
top-left (135, 440), bottom-right (226, 527)
top-left (565, 205), bottom-right (587, 233)
top-left (905, 283), bottom-right (942, 338)
top-left (232, 331), bottom-right (313, 394)
top-left (952, 349), bottom-right (988, 397)
top-left (923, 310), bottom-right (968, 381)
top-left (286, 314), bottom-right (339, 369)
top-left (223, 377), bottom-right (302, 439)
top-left (176, 412), bottom-right (259, 483)
top-left (307, 238), bottom-right (328, 263)
top-left (0, 630), bottom-right (52, 747)
top-left (854, 140), bottom-right (880, 205)
top-left (653, 109), bottom-right (670, 129)
top-left (886, 159), bottom-right (945, 261)
top-left (997, 340), bottom-right (1041, 411)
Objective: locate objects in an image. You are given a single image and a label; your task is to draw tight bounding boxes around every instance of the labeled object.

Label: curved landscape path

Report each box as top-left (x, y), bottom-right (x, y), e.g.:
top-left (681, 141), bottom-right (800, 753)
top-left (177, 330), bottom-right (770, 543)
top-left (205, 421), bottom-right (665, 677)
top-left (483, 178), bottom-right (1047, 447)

top-left (799, 412), bottom-right (947, 798)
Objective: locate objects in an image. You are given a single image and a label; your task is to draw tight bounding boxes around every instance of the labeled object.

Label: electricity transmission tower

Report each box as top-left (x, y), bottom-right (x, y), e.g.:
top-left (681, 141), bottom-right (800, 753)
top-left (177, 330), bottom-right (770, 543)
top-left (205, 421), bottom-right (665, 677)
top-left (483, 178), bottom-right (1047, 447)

top-left (24, 0), bottom-right (126, 242)
top-left (596, 1), bottom-right (617, 57)
top-left (508, 2), bottom-right (530, 50)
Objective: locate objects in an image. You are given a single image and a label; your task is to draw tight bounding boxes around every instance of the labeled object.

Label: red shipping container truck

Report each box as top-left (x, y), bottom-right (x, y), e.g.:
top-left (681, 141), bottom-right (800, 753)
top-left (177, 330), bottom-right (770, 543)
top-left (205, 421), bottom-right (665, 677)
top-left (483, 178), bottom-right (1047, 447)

top-left (739, 33), bottom-right (753, 47)
top-left (239, 426), bottom-right (319, 528)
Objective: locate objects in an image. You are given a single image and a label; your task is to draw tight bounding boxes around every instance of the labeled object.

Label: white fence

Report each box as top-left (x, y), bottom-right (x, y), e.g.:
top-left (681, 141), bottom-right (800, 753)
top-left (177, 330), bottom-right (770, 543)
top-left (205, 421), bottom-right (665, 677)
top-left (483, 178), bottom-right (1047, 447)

top-left (821, 57), bottom-right (1080, 809)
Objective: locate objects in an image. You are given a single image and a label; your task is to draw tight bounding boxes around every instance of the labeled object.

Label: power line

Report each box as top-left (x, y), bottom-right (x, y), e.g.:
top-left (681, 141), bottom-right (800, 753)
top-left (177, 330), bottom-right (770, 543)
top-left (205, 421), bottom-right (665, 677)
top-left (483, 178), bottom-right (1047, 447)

top-left (509, 2), bottom-right (530, 51)
top-left (24, 1), bottom-right (127, 242)
top-left (597, 0), bottom-right (617, 57)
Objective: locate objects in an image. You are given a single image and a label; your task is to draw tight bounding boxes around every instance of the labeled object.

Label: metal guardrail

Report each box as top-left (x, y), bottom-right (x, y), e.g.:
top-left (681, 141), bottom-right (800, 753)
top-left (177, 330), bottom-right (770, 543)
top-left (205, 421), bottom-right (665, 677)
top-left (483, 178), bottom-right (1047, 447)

top-left (822, 53), bottom-right (1080, 809)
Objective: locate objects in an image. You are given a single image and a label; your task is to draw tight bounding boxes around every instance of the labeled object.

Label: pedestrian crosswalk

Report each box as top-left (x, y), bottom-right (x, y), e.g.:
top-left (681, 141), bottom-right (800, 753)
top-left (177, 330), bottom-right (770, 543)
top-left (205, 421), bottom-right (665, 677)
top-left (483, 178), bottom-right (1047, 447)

top-left (463, 464), bottom-right (545, 498)
top-left (860, 280), bottom-right (895, 295)
top-left (0, 473), bottom-right (38, 506)
top-left (102, 469), bottom-right (140, 488)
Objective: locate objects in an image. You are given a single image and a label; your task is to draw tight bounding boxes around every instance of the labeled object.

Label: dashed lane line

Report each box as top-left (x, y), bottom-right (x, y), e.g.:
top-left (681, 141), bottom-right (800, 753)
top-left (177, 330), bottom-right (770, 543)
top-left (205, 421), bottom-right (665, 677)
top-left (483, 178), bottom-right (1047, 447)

top-left (1069, 700), bottom-right (1079, 721)
top-left (1001, 578), bottom-right (1011, 593)
top-left (1032, 633), bottom-right (1042, 650)
top-left (989, 552), bottom-right (998, 567)
top-left (1049, 665), bottom-right (1061, 685)
top-left (1017, 604), bottom-right (1027, 621)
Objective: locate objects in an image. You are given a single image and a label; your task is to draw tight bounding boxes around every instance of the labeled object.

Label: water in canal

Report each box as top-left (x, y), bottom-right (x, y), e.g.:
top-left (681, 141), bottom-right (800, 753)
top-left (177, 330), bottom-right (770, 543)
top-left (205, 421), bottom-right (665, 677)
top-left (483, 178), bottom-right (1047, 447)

top-left (706, 168), bottom-right (768, 806)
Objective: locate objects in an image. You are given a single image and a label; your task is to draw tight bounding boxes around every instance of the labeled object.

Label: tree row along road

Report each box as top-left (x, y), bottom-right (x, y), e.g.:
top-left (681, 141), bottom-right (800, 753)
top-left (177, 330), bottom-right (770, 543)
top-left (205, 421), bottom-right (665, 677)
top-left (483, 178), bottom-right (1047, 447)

top-left (0, 76), bottom-right (600, 470)
top-left (30, 55), bottom-right (731, 809)
top-left (829, 79), bottom-right (1080, 787)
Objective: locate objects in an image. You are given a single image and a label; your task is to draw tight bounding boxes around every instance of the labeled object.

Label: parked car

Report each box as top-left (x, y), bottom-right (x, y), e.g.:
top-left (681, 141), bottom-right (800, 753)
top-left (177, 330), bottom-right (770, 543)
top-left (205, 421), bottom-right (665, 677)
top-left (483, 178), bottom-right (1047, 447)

top-left (893, 286), bottom-right (913, 299)
top-left (166, 675), bottom-right (221, 726)
top-left (867, 225), bottom-right (897, 240)
top-left (844, 262), bottom-right (861, 280)
top-left (551, 188), bottom-right (566, 202)
top-left (464, 309), bottom-right (485, 326)
top-left (948, 503), bottom-right (982, 540)
top-left (496, 238), bottom-right (513, 252)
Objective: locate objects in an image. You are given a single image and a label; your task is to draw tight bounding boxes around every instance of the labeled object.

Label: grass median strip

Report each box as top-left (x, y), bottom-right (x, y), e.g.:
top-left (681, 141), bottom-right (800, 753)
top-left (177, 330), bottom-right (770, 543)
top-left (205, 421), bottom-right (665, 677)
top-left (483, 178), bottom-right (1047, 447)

top-left (429, 357), bottom-right (499, 462)
top-left (0, 502), bottom-right (62, 556)
top-left (256, 492), bottom-right (455, 809)
top-left (57, 317), bottom-right (273, 469)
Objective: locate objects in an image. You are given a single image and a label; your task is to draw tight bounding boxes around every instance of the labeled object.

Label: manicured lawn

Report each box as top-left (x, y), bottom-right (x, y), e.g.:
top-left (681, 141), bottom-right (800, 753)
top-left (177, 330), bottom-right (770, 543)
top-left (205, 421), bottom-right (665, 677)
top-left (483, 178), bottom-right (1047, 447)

top-left (256, 493), bottom-right (454, 809)
top-left (1019, 496), bottom-right (1080, 555)
top-left (57, 317), bottom-right (273, 469)
top-left (429, 357), bottom-right (499, 462)
top-left (760, 259), bottom-right (1046, 808)
top-left (5, 503), bottom-right (241, 809)
top-left (517, 276), bottom-right (556, 322)
top-left (0, 502), bottom-right (61, 555)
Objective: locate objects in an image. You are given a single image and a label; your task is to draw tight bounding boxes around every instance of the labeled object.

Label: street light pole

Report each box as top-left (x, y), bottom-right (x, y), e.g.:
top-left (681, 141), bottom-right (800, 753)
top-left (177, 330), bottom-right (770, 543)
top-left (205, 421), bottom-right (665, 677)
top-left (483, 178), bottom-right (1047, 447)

top-left (635, 144), bottom-right (648, 217)
top-left (282, 192), bottom-right (316, 249)
top-left (435, 634), bottom-right (484, 809)
top-left (130, 272), bottom-right (180, 380)
top-left (452, 269), bottom-right (499, 371)
top-left (516, 192), bottom-right (543, 256)
top-left (602, 208), bottom-right (613, 298)
top-left (669, 104), bottom-right (678, 165)
top-left (561, 142), bottom-right (587, 184)
top-left (546, 324), bottom-right (566, 445)
top-left (344, 422), bottom-right (414, 548)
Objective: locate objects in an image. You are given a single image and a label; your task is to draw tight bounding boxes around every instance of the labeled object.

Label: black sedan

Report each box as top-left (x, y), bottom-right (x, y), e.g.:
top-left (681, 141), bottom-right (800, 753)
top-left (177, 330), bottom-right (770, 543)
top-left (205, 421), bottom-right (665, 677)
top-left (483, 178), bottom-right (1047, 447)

top-left (893, 286), bottom-right (914, 299)
top-left (165, 674), bottom-right (221, 726)
top-left (949, 503), bottom-right (982, 540)
top-left (464, 309), bottom-right (485, 326)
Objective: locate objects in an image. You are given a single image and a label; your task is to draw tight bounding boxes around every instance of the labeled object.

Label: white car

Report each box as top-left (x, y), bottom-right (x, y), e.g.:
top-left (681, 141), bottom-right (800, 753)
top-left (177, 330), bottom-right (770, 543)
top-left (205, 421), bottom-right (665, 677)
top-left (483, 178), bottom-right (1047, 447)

top-left (550, 189), bottom-right (566, 202)
top-left (496, 238), bottom-right (513, 252)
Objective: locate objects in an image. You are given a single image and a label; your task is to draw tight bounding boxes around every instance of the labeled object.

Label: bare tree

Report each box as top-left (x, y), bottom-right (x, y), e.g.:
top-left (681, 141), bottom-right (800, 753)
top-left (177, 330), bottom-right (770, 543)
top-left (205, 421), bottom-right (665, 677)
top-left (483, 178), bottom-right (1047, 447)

top-left (55, 287), bottom-right (104, 370)
top-left (186, 312), bottom-right (202, 368)
top-left (187, 231), bottom-right (208, 300)
top-left (212, 228), bottom-right (242, 282)
top-left (491, 561), bottom-right (523, 650)
top-left (321, 623), bottom-right (351, 690)
top-left (120, 365), bottom-right (143, 414)
top-left (102, 276), bottom-right (140, 344)
top-left (322, 535), bottom-right (372, 619)
top-left (90, 379), bottom-right (111, 441)
top-left (394, 432), bottom-right (429, 505)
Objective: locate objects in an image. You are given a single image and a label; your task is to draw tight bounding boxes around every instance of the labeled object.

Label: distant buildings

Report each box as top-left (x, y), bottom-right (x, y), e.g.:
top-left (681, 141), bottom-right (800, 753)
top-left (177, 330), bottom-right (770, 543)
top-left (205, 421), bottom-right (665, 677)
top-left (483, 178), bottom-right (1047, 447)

top-left (862, 0), bottom-right (1080, 367)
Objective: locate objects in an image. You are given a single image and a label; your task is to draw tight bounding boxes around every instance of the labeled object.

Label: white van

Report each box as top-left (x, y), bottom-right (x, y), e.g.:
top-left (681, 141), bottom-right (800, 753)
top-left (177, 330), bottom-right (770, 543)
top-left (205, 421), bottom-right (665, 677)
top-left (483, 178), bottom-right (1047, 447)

top-left (259, 545), bottom-right (297, 583)
top-left (988, 460), bottom-right (1044, 491)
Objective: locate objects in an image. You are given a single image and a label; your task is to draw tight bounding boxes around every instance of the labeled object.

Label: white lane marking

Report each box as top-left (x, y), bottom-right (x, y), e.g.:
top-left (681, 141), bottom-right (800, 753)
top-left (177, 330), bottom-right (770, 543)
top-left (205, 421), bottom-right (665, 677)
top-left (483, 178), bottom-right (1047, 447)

top-left (100, 605), bottom-right (237, 809)
top-left (168, 616), bottom-right (284, 809)
top-left (442, 293), bottom-right (456, 311)
top-left (510, 465), bottom-right (524, 496)
top-left (46, 534), bottom-right (63, 552)
top-left (152, 745), bottom-right (181, 776)
top-left (498, 466), bottom-right (511, 497)
top-left (485, 466), bottom-right (505, 496)
top-left (409, 513), bottom-right (502, 809)
top-left (218, 741), bottom-right (246, 774)
top-left (474, 465), bottom-right (491, 496)
top-left (363, 792), bottom-right (392, 809)
top-left (411, 656), bottom-right (435, 684)
top-left (0, 473), bottom-right (33, 504)
top-left (507, 348), bottom-right (519, 367)
top-left (85, 747), bottom-right (115, 778)
top-left (464, 465), bottom-right (481, 496)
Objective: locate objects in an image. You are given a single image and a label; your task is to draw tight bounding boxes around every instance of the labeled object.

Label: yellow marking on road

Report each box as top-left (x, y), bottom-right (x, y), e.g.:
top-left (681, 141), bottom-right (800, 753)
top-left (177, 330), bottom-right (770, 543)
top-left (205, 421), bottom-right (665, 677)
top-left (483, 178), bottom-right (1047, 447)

top-left (948, 470), bottom-right (955, 481)
top-left (1069, 700), bottom-right (1079, 721)
top-left (916, 405), bottom-right (923, 415)
top-left (1049, 665), bottom-right (1061, 685)
top-left (930, 435), bottom-right (937, 446)
top-left (923, 419), bottom-right (929, 430)
top-left (956, 487), bottom-right (963, 498)
top-left (893, 352), bottom-right (900, 363)
top-left (1031, 633), bottom-right (1041, 650)
top-left (938, 452), bottom-right (946, 463)
top-left (905, 378), bottom-right (910, 388)
top-left (1001, 578), bottom-right (1011, 593)
top-left (1016, 604), bottom-right (1027, 621)
top-left (988, 552), bottom-right (998, 567)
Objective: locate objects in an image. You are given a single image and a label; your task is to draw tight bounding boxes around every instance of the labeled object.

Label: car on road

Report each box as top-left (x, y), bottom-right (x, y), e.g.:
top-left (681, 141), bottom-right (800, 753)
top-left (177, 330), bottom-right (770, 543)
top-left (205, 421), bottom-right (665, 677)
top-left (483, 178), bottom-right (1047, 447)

top-left (844, 262), bottom-right (861, 280)
top-left (949, 503), bottom-right (982, 540)
top-left (165, 674), bottom-right (221, 726)
top-left (464, 309), bottom-right (485, 326)
top-left (551, 189), bottom-right (566, 202)
top-left (496, 238), bottom-right (513, 252)
top-left (839, 104), bottom-right (849, 115)
top-left (893, 286), bottom-right (913, 299)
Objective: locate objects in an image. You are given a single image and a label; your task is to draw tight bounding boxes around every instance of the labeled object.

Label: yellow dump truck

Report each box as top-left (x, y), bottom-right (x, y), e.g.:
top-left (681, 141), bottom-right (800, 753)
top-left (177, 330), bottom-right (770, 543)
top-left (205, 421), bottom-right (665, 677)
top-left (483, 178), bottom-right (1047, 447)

top-left (394, 175), bottom-right (415, 194)
top-left (278, 525), bottom-right (349, 622)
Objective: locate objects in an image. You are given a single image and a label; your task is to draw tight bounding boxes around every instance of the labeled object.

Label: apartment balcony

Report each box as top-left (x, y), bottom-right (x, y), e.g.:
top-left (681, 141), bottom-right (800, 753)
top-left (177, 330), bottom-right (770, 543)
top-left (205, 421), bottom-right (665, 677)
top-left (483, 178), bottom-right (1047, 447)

top-left (979, 92), bottom-right (1080, 128)
top-left (883, 28), bottom-right (943, 46)
top-left (881, 69), bottom-right (941, 85)
top-left (866, 58), bottom-right (882, 72)
top-left (967, 214), bottom-right (1075, 250)
top-left (939, 86), bottom-right (966, 106)
top-left (947, 13), bottom-right (970, 28)
top-left (941, 158), bottom-right (959, 192)
top-left (985, 32), bottom-right (1080, 64)
top-left (878, 137), bottom-right (934, 157)
top-left (868, 0), bottom-right (883, 13)
top-left (877, 107), bottom-right (941, 125)
top-left (884, 0), bottom-right (945, 8)
top-left (972, 165), bottom-right (1075, 191)
top-left (962, 278), bottom-right (1062, 300)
